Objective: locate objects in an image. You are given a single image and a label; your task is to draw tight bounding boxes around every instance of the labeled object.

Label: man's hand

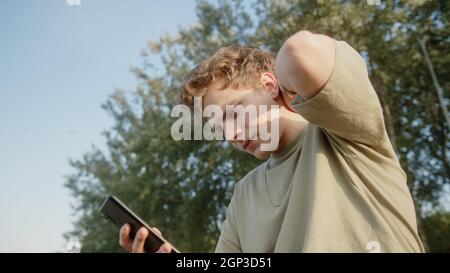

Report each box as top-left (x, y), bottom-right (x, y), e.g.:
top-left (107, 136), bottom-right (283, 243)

top-left (276, 83), bottom-right (297, 112)
top-left (119, 223), bottom-right (173, 253)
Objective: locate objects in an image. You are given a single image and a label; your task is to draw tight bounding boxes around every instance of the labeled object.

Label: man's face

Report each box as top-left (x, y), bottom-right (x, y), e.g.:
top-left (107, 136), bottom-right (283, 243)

top-left (203, 73), bottom-right (292, 160)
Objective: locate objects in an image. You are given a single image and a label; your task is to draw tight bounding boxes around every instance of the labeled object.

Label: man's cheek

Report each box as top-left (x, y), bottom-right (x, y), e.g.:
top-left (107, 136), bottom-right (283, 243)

top-left (258, 110), bottom-right (280, 152)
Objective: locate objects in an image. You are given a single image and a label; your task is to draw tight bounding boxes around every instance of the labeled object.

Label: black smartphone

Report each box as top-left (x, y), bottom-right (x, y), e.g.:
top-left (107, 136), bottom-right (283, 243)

top-left (99, 195), bottom-right (179, 253)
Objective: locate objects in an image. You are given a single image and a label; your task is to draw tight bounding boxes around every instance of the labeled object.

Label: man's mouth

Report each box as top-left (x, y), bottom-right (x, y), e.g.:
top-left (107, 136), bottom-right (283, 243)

top-left (242, 140), bottom-right (252, 150)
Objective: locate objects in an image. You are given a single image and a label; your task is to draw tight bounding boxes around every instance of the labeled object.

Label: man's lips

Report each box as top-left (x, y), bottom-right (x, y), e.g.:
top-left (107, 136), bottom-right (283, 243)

top-left (242, 140), bottom-right (255, 150)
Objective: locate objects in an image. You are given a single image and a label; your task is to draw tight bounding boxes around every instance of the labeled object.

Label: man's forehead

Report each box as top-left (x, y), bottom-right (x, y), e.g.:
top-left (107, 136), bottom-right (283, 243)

top-left (203, 86), bottom-right (236, 107)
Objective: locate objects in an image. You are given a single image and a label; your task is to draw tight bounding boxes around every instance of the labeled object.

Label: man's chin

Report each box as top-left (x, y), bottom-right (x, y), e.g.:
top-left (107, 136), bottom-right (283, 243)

top-left (235, 141), bottom-right (277, 160)
top-left (252, 150), bottom-right (272, 160)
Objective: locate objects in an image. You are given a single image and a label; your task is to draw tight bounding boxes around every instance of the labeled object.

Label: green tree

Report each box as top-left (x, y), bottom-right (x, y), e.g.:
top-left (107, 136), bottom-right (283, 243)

top-left (422, 210), bottom-right (450, 252)
top-left (65, 0), bottom-right (449, 252)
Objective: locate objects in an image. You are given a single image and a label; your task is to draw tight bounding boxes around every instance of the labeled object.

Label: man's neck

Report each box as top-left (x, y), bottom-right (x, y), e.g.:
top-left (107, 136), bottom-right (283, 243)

top-left (275, 109), bottom-right (307, 155)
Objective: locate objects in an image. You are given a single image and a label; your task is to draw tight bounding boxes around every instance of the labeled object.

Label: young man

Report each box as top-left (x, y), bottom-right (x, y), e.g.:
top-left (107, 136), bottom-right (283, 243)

top-left (119, 31), bottom-right (424, 252)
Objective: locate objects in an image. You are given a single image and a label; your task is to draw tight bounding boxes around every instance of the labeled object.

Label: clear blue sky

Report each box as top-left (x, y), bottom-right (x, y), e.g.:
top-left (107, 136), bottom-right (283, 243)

top-left (0, 0), bottom-right (197, 252)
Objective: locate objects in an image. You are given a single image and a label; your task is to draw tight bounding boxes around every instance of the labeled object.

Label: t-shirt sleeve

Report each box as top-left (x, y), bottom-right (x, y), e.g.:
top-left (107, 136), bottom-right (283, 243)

top-left (291, 40), bottom-right (386, 146)
top-left (215, 192), bottom-right (241, 253)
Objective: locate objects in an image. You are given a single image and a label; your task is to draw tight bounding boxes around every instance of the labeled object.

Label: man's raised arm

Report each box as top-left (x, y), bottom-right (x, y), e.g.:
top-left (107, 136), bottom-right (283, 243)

top-left (275, 30), bottom-right (336, 100)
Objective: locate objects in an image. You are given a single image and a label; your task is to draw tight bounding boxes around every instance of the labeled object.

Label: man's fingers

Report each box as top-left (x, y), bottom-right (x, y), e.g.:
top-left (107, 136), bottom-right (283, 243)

top-left (278, 90), bottom-right (296, 112)
top-left (132, 227), bottom-right (148, 253)
top-left (152, 227), bottom-right (172, 253)
top-left (120, 225), bottom-right (171, 253)
top-left (119, 224), bottom-right (132, 252)
top-left (151, 227), bottom-right (173, 253)
top-left (152, 227), bottom-right (162, 236)
top-left (156, 243), bottom-right (173, 253)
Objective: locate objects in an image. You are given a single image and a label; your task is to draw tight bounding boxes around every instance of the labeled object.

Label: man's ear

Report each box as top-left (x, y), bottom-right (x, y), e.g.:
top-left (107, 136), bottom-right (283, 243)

top-left (260, 72), bottom-right (280, 99)
top-left (262, 72), bottom-right (297, 112)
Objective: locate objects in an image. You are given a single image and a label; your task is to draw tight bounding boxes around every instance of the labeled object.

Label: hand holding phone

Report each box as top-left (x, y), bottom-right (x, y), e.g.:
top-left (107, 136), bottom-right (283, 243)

top-left (119, 223), bottom-right (173, 253)
top-left (99, 195), bottom-right (179, 253)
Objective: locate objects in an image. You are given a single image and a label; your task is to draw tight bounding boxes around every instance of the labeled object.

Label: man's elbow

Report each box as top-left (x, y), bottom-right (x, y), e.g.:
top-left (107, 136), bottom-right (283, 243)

top-left (275, 31), bottom-right (316, 90)
top-left (282, 30), bottom-right (316, 57)
top-left (278, 30), bottom-right (335, 98)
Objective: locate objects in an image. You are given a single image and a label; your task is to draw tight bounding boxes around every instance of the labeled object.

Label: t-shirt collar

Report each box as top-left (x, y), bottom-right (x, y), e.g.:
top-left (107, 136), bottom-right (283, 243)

top-left (267, 127), bottom-right (306, 169)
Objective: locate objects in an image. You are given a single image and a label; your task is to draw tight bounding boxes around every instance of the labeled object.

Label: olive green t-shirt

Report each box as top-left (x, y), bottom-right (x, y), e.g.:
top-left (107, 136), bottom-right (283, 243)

top-left (215, 39), bottom-right (424, 253)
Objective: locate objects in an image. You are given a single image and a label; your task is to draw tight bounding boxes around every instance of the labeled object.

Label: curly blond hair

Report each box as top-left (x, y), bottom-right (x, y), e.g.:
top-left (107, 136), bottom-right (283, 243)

top-left (181, 44), bottom-right (275, 108)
